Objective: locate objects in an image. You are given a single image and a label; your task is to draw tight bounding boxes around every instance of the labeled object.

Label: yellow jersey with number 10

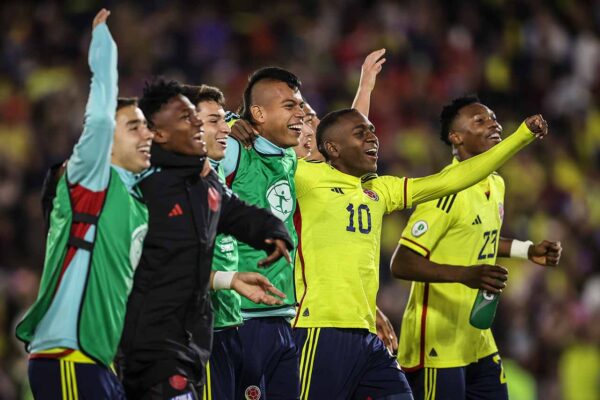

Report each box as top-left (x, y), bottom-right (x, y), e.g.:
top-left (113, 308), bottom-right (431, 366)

top-left (293, 159), bottom-right (412, 333)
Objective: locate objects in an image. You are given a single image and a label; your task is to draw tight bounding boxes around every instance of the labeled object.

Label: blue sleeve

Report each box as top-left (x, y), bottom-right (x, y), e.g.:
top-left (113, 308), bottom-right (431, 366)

top-left (66, 23), bottom-right (118, 191)
top-left (221, 137), bottom-right (241, 177)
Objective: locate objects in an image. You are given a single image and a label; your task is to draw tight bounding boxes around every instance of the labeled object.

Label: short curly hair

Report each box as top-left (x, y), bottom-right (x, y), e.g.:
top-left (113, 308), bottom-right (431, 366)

top-left (138, 78), bottom-right (184, 129)
top-left (439, 95), bottom-right (480, 145)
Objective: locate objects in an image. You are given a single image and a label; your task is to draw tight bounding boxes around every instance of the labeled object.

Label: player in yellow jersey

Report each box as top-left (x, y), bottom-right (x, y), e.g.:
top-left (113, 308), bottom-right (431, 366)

top-left (390, 96), bottom-right (562, 400)
top-left (292, 107), bottom-right (548, 399)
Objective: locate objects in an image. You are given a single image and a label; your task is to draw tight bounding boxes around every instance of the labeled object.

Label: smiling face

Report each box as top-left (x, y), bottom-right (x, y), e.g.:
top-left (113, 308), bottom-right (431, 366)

top-left (112, 105), bottom-right (153, 173)
top-left (151, 94), bottom-right (205, 156)
top-left (294, 119), bottom-right (314, 159)
top-left (197, 100), bottom-right (230, 161)
top-left (250, 81), bottom-right (305, 148)
top-left (324, 110), bottom-right (379, 177)
top-left (449, 103), bottom-right (503, 160)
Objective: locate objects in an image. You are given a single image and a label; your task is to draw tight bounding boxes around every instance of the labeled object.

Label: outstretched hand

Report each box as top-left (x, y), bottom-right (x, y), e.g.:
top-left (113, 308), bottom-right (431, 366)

top-left (257, 238), bottom-right (291, 267)
top-left (231, 272), bottom-right (286, 305)
top-left (92, 8), bottom-right (111, 29)
top-left (230, 119), bottom-right (258, 148)
top-left (529, 240), bottom-right (562, 266)
top-left (460, 264), bottom-right (508, 294)
top-left (358, 48), bottom-right (387, 93)
top-left (524, 114), bottom-right (548, 139)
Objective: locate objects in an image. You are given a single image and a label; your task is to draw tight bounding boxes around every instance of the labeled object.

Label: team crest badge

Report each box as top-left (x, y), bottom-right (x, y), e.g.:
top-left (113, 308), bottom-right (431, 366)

top-left (245, 385), bottom-right (262, 400)
top-left (363, 188), bottom-right (379, 201)
top-left (411, 220), bottom-right (428, 237)
top-left (498, 202), bottom-right (504, 221)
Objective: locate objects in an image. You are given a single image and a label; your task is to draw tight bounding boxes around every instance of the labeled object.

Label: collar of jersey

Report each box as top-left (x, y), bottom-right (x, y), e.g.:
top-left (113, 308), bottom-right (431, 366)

top-left (112, 164), bottom-right (138, 194)
top-left (326, 163), bottom-right (364, 186)
top-left (209, 158), bottom-right (219, 168)
top-left (254, 135), bottom-right (285, 156)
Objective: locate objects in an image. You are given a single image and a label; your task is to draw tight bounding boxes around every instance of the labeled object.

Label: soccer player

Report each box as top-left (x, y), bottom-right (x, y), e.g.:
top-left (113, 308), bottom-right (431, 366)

top-left (391, 96), bottom-right (562, 400)
top-left (291, 107), bottom-right (548, 399)
top-left (181, 83), bottom-right (243, 399)
top-left (15, 10), bottom-right (153, 398)
top-left (120, 79), bottom-right (293, 400)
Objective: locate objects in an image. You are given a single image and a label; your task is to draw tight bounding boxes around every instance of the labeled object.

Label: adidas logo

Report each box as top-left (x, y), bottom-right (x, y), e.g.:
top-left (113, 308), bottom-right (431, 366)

top-left (168, 203), bottom-right (183, 217)
top-left (331, 188), bottom-right (344, 194)
top-left (472, 215), bottom-right (482, 225)
top-left (429, 348), bottom-right (438, 357)
top-left (302, 308), bottom-right (310, 317)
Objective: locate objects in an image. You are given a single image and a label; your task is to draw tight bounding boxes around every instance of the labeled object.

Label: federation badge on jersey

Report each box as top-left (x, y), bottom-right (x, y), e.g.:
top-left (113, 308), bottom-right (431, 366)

top-left (498, 202), bottom-right (504, 221)
top-left (363, 188), bottom-right (379, 201)
top-left (411, 220), bottom-right (428, 237)
top-left (245, 385), bottom-right (262, 400)
top-left (266, 180), bottom-right (293, 221)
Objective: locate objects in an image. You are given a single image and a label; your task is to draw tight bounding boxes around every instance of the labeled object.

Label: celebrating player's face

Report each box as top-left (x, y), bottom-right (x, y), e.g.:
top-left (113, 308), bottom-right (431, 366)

top-left (151, 94), bottom-right (206, 157)
top-left (451, 103), bottom-right (503, 158)
top-left (112, 105), bottom-right (153, 173)
top-left (304, 103), bottom-right (320, 133)
top-left (197, 100), bottom-right (230, 161)
top-left (253, 81), bottom-right (305, 148)
top-left (327, 111), bottom-right (379, 177)
top-left (294, 119), bottom-right (314, 159)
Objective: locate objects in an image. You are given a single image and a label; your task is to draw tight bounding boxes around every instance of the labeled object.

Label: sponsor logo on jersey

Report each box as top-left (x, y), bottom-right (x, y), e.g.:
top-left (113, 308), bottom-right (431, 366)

top-left (302, 308), bottom-right (310, 317)
top-left (245, 385), bottom-right (262, 400)
top-left (363, 188), bottom-right (379, 201)
top-left (266, 180), bottom-right (293, 221)
top-left (411, 220), bottom-right (428, 237)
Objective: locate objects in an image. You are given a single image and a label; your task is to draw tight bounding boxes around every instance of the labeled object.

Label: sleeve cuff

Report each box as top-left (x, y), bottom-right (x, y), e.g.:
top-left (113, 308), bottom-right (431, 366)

top-left (399, 236), bottom-right (430, 258)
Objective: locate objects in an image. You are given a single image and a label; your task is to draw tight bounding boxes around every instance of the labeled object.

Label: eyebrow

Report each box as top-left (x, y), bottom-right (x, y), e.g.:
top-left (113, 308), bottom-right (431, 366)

top-left (126, 119), bottom-right (143, 126)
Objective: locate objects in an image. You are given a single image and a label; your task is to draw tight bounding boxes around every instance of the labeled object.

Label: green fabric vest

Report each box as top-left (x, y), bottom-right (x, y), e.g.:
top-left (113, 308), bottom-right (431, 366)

top-left (16, 169), bottom-right (148, 366)
top-left (229, 146), bottom-right (298, 312)
top-left (211, 165), bottom-right (242, 328)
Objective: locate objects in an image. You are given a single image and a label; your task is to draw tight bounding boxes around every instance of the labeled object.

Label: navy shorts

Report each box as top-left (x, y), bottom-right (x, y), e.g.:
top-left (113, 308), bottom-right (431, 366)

top-left (405, 353), bottom-right (508, 400)
top-left (293, 328), bottom-right (413, 400)
top-left (28, 358), bottom-right (126, 399)
top-left (203, 327), bottom-right (243, 400)
top-left (237, 317), bottom-right (300, 400)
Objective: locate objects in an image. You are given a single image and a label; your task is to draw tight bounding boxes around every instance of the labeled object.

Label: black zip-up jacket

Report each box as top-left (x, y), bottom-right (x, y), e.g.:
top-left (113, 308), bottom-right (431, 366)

top-left (120, 144), bottom-right (293, 396)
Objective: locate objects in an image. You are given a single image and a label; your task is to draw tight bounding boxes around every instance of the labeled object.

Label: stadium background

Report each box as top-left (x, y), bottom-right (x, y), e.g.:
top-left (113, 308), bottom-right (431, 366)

top-left (0, 0), bottom-right (598, 399)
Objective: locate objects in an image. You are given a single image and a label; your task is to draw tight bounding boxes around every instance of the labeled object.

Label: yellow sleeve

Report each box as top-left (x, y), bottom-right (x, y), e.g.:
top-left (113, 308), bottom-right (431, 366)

top-left (366, 175), bottom-right (414, 213)
top-left (411, 122), bottom-right (534, 206)
top-left (295, 159), bottom-right (322, 198)
top-left (399, 199), bottom-right (456, 258)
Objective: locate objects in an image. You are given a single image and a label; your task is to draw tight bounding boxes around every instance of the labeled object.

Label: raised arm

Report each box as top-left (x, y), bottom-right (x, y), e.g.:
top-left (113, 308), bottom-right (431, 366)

top-left (66, 9), bottom-right (118, 190)
top-left (411, 115), bottom-right (547, 205)
top-left (497, 237), bottom-right (562, 266)
top-left (351, 49), bottom-right (386, 117)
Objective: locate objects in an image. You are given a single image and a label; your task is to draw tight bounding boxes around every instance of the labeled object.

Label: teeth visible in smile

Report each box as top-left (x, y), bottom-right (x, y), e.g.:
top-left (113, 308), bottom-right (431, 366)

top-left (365, 149), bottom-right (378, 155)
top-left (288, 123), bottom-right (303, 130)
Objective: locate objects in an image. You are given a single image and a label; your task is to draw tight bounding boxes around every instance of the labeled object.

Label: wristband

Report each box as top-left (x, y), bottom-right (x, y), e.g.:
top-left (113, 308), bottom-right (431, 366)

top-left (212, 271), bottom-right (236, 290)
top-left (510, 240), bottom-right (533, 259)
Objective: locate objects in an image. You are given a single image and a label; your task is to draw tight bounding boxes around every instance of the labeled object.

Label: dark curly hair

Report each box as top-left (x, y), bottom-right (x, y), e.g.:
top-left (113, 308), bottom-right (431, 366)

top-left (238, 67), bottom-right (301, 123)
top-left (138, 78), bottom-right (184, 128)
top-left (439, 95), bottom-right (480, 145)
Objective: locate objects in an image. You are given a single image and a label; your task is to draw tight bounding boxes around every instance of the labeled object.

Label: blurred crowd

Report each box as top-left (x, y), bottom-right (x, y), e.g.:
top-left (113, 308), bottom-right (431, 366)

top-left (0, 0), bottom-right (598, 399)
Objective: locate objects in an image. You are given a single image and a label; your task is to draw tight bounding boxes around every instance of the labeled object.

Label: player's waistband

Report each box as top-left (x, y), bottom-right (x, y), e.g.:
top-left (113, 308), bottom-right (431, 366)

top-left (30, 348), bottom-right (96, 364)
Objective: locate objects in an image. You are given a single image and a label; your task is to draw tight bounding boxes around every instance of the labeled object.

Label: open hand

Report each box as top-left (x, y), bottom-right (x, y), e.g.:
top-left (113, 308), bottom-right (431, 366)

top-left (524, 114), bottom-right (548, 139)
top-left (529, 240), bottom-right (562, 266)
top-left (92, 9), bottom-right (111, 29)
top-left (231, 272), bottom-right (286, 305)
top-left (358, 49), bottom-right (387, 93)
top-left (257, 238), bottom-right (291, 267)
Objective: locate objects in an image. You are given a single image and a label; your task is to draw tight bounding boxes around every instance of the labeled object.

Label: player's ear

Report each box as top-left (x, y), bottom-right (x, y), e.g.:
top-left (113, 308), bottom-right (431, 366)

top-left (250, 105), bottom-right (265, 125)
top-left (152, 127), bottom-right (169, 144)
top-left (448, 130), bottom-right (462, 146)
top-left (325, 140), bottom-right (339, 159)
